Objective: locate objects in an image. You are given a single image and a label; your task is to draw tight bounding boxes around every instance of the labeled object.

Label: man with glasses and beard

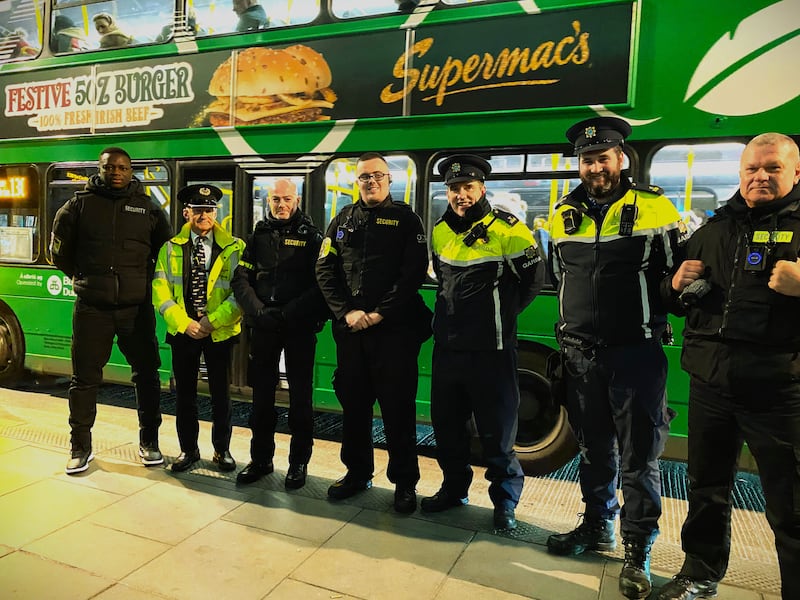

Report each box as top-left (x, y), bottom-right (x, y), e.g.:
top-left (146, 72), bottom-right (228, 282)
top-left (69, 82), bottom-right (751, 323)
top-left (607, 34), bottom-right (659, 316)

top-left (545, 118), bottom-right (684, 600)
top-left (316, 152), bottom-right (431, 514)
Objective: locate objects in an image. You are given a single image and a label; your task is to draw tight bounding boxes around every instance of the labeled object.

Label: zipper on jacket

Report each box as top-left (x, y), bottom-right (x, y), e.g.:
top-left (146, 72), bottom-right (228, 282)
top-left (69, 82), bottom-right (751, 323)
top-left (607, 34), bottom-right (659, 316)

top-left (111, 197), bottom-right (120, 304)
top-left (720, 226), bottom-right (748, 337)
top-left (591, 214), bottom-right (602, 337)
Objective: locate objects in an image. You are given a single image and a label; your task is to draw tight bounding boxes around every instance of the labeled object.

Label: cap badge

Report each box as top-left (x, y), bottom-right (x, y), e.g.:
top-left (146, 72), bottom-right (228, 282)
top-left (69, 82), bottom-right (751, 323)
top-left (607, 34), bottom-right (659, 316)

top-left (199, 187), bottom-right (211, 197)
top-left (584, 125), bottom-right (597, 138)
top-left (451, 162), bottom-right (461, 173)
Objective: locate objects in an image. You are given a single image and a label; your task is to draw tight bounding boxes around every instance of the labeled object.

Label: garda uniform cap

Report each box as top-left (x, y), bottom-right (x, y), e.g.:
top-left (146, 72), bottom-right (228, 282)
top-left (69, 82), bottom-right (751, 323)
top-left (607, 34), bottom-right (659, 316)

top-left (178, 184), bottom-right (222, 208)
top-left (566, 116), bottom-right (632, 155)
top-left (438, 154), bottom-right (492, 185)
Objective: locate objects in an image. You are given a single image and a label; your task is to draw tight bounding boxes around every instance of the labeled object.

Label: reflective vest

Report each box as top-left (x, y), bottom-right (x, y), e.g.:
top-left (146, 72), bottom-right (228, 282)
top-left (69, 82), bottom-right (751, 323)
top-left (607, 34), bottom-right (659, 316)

top-left (432, 205), bottom-right (544, 350)
top-left (152, 222), bottom-right (244, 342)
top-left (549, 184), bottom-right (683, 346)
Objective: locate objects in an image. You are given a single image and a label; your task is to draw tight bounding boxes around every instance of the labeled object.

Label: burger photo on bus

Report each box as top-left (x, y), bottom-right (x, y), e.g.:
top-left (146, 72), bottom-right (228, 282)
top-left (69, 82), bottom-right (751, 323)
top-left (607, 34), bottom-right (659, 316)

top-left (205, 44), bottom-right (337, 126)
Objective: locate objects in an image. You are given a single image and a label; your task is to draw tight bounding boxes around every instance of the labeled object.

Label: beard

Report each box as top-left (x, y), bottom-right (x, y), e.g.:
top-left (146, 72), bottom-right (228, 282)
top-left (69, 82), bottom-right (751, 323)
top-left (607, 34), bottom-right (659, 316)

top-left (581, 170), bottom-right (621, 200)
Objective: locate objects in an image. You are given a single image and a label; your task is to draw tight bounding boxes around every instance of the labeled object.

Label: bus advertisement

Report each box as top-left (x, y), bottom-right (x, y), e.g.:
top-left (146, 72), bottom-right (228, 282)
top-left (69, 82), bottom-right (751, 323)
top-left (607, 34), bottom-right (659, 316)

top-left (0, 0), bottom-right (797, 475)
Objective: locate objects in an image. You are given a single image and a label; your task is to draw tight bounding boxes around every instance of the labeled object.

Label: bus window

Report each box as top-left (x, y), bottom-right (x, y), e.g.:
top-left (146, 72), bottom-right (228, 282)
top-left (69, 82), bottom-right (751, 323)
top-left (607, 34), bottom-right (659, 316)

top-left (51, 0), bottom-right (175, 51)
top-left (46, 162), bottom-right (171, 265)
top-left (323, 155), bottom-right (417, 226)
top-left (192, 0), bottom-right (319, 36)
top-left (138, 164), bottom-right (171, 216)
top-left (650, 142), bottom-right (744, 232)
top-left (0, 0), bottom-right (43, 63)
top-left (332, 1), bottom-right (401, 18)
top-left (252, 176), bottom-right (305, 227)
top-left (332, 0), bottom-right (501, 17)
top-left (0, 166), bottom-right (40, 263)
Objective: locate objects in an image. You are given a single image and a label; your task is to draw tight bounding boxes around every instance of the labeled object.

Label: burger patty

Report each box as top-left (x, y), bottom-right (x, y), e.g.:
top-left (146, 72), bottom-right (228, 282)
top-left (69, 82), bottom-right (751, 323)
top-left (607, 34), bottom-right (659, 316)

top-left (209, 107), bottom-right (324, 126)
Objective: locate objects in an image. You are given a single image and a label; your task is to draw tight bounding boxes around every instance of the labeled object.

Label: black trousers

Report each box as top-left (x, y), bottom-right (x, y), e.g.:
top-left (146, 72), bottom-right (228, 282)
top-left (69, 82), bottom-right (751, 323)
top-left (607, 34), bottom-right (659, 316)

top-left (430, 345), bottom-right (524, 510)
top-left (680, 377), bottom-right (800, 599)
top-left (563, 340), bottom-right (671, 538)
top-left (69, 299), bottom-right (162, 451)
top-left (332, 325), bottom-right (421, 487)
top-left (247, 327), bottom-right (316, 465)
top-left (169, 333), bottom-right (234, 454)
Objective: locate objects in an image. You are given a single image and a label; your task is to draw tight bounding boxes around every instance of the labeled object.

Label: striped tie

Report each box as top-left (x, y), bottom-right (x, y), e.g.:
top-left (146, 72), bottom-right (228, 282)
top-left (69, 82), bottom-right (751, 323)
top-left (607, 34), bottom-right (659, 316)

top-left (190, 236), bottom-right (207, 316)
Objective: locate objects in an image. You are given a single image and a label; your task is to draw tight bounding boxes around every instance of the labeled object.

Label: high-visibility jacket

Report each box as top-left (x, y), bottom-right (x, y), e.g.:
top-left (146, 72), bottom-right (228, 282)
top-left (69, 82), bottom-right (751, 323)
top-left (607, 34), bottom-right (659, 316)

top-left (431, 197), bottom-right (544, 351)
top-left (549, 180), bottom-right (683, 347)
top-left (152, 222), bottom-right (244, 342)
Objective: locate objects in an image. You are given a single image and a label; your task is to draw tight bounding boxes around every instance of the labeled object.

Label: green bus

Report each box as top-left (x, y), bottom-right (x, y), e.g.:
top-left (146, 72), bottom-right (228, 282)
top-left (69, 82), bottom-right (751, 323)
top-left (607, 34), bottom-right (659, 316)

top-left (0, 0), bottom-right (795, 475)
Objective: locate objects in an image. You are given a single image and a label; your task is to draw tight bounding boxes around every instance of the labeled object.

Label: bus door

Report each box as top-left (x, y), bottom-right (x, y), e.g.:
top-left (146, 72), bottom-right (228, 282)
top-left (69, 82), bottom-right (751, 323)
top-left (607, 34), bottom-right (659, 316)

top-left (175, 162), bottom-right (242, 388)
top-left (178, 160), bottom-right (319, 399)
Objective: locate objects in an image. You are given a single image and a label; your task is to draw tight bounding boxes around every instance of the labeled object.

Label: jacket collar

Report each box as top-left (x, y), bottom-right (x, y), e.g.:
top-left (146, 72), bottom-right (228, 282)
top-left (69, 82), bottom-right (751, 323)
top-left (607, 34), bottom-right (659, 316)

top-left (173, 221), bottom-right (235, 247)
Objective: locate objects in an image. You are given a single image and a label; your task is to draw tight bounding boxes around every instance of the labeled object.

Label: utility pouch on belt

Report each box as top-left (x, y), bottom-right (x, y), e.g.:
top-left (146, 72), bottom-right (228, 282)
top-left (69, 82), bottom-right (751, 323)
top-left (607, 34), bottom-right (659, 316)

top-left (546, 350), bottom-right (567, 407)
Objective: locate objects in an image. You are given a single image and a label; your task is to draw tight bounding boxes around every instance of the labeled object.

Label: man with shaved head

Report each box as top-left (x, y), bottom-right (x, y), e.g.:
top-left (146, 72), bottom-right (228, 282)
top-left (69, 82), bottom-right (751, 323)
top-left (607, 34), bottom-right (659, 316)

top-left (232, 179), bottom-right (328, 489)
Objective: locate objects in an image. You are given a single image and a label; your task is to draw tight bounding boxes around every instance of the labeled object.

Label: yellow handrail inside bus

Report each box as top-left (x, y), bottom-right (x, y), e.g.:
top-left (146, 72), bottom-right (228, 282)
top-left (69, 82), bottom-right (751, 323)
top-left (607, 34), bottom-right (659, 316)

top-left (402, 161), bottom-right (413, 205)
top-left (684, 148), bottom-right (695, 211)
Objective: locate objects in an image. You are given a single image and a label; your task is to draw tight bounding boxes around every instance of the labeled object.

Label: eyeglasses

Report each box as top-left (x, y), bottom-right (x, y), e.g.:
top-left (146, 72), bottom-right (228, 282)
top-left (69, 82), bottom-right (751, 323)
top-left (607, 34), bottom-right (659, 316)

top-left (189, 207), bottom-right (216, 215)
top-left (357, 172), bottom-right (389, 183)
top-left (101, 164), bottom-right (130, 173)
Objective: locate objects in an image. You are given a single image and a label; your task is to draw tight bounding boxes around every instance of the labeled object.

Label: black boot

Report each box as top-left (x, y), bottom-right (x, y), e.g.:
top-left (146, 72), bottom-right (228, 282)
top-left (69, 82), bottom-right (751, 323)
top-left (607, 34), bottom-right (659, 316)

top-left (619, 534), bottom-right (656, 599)
top-left (546, 516), bottom-right (616, 555)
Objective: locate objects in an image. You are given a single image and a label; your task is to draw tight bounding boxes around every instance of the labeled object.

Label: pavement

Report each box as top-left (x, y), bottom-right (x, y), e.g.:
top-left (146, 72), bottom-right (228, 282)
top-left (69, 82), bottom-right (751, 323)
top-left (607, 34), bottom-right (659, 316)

top-left (0, 384), bottom-right (782, 600)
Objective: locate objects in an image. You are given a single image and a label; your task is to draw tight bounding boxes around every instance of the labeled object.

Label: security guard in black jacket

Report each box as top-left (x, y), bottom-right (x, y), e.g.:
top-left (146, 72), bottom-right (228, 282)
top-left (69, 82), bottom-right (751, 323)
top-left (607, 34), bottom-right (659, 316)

top-left (422, 154), bottom-right (544, 531)
top-left (50, 146), bottom-right (172, 475)
top-left (316, 152), bottom-right (431, 514)
top-left (658, 133), bottom-right (800, 600)
top-left (232, 179), bottom-right (328, 489)
top-left (546, 118), bottom-right (684, 600)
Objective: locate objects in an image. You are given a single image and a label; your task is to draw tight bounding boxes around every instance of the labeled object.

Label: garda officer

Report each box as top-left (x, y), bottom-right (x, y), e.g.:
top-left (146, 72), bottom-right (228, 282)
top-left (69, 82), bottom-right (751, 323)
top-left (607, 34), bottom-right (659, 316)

top-left (422, 154), bottom-right (544, 530)
top-left (232, 179), bottom-right (329, 489)
top-left (152, 184), bottom-right (245, 473)
top-left (546, 117), bottom-right (684, 599)
top-left (316, 152), bottom-right (431, 514)
top-left (51, 147), bottom-right (172, 475)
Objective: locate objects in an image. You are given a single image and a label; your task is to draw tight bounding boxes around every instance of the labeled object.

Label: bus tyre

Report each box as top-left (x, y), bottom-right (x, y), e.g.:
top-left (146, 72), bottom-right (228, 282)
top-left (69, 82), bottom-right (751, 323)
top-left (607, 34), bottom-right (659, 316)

top-left (513, 367), bottom-right (578, 476)
top-left (0, 304), bottom-right (24, 384)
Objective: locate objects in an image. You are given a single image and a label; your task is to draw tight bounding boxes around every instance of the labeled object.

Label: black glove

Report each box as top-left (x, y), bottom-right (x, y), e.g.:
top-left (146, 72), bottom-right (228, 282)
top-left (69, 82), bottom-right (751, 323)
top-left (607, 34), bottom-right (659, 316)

top-left (256, 307), bottom-right (285, 331)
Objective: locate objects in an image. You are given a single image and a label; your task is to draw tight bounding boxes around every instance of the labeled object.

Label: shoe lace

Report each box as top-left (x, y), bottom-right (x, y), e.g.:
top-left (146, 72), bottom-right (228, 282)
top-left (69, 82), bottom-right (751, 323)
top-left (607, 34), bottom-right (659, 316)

top-left (573, 513), bottom-right (603, 534)
top-left (671, 574), bottom-right (701, 591)
top-left (623, 539), bottom-right (648, 568)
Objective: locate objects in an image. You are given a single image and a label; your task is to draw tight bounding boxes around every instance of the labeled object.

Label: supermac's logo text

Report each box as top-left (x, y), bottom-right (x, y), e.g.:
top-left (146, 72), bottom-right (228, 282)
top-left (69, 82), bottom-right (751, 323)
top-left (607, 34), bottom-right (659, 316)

top-left (4, 63), bottom-right (194, 132)
top-left (380, 20), bottom-right (590, 107)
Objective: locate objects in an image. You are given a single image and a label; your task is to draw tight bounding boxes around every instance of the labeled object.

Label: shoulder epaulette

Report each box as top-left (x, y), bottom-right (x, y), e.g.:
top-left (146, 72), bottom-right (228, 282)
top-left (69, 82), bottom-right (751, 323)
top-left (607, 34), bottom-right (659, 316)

top-left (492, 208), bottom-right (519, 226)
top-left (553, 194), bottom-right (586, 213)
top-left (391, 200), bottom-right (412, 210)
top-left (630, 182), bottom-right (664, 195)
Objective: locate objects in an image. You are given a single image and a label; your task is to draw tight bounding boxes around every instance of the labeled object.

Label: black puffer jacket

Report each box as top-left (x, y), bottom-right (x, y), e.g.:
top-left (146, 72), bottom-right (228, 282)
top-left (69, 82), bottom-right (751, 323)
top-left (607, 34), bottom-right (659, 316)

top-left (50, 175), bottom-right (172, 307)
top-left (232, 210), bottom-right (328, 330)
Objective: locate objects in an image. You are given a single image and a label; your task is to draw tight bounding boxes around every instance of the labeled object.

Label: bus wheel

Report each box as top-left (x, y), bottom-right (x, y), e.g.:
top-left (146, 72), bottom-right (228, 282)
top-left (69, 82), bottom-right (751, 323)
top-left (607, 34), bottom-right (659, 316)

top-left (0, 304), bottom-right (25, 384)
top-left (514, 367), bottom-right (578, 476)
